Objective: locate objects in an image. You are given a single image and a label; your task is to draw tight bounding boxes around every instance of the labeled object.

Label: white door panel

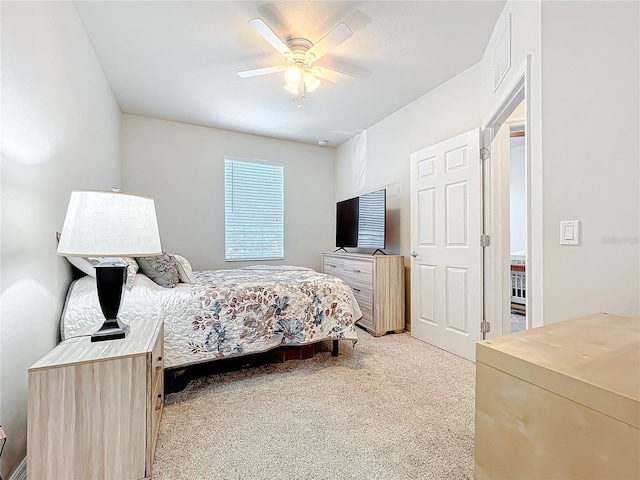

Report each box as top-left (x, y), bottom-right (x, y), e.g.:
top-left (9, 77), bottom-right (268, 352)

top-left (410, 129), bottom-right (482, 361)
top-left (486, 123), bottom-right (511, 337)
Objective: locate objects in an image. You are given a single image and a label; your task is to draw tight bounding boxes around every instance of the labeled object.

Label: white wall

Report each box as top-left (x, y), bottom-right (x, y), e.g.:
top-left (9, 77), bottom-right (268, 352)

top-left (336, 62), bottom-right (484, 255)
top-left (540, 1), bottom-right (639, 322)
top-left (336, 0), bottom-right (640, 328)
top-left (334, 2), bottom-right (542, 329)
top-left (335, 64), bottom-right (483, 327)
top-left (510, 139), bottom-right (526, 253)
top-left (0, 2), bottom-right (121, 478)
top-left (478, 0), bottom-right (639, 324)
top-left (121, 115), bottom-right (335, 272)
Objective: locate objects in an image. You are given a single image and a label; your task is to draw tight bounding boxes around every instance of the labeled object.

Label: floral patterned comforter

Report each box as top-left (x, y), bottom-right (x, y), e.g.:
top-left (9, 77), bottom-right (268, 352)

top-left (61, 266), bottom-right (361, 368)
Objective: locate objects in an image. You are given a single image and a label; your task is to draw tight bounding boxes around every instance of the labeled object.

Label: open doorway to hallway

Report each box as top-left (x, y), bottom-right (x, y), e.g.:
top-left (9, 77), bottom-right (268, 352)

top-left (481, 57), bottom-right (531, 339)
top-left (507, 102), bottom-right (527, 333)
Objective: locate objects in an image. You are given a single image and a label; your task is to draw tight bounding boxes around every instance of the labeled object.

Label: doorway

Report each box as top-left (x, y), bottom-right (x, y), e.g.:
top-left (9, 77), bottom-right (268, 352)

top-left (507, 113), bottom-right (527, 333)
top-left (481, 57), bottom-right (530, 338)
top-left (408, 58), bottom-right (531, 360)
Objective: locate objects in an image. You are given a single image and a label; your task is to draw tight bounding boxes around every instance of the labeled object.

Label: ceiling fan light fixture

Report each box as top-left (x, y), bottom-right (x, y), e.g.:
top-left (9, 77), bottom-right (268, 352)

top-left (303, 72), bottom-right (320, 92)
top-left (284, 65), bottom-right (302, 84)
top-left (283, 82), bottom-right (299, 95)
top-left (241, 17), bottom-right (357, 104)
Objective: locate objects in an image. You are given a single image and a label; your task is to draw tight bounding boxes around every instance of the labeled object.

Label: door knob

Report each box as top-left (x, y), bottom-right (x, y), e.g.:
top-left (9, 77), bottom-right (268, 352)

top-left (410, 251), bottom-right (418, 258)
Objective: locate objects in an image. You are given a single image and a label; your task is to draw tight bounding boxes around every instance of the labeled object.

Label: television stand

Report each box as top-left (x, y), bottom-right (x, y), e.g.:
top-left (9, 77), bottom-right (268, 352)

top-left (372, 249), bottom-right (387, 256)
top-left (333, 247), bottom-right (348, 253)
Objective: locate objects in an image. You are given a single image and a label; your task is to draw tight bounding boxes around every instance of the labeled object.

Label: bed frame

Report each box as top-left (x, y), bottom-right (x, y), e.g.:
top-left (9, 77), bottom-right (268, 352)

top-left (165, 339), bottom-right (340, 393)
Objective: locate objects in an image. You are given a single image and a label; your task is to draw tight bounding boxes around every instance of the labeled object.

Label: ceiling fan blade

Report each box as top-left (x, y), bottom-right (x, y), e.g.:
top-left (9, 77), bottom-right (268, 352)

top-left (312, 66), bottom-right (357, 85)
top-left (307, 23), bottom-right (353, 61)
top-left (237, 65), bottom-right (285, 78)
top-left (248, 18), bottom-right (292, 58)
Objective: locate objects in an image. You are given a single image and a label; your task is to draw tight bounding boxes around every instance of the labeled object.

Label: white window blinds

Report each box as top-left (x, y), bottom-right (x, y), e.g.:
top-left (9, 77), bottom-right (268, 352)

top-left (224, 156), bottom-right (284, 261)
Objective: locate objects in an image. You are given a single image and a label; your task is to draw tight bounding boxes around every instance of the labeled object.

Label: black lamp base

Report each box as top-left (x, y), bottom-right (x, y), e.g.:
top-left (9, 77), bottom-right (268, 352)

top-left (93, 258), bottom-right (129, 342)
top-left (91, 319), bottom-right (130, 342)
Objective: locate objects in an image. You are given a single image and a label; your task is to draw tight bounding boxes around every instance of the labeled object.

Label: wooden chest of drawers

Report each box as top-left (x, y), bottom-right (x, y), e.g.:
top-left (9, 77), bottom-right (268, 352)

top-left (27, 319), bottom-right (164, 480)
top-left (322, 252), bottom-right (405, 336)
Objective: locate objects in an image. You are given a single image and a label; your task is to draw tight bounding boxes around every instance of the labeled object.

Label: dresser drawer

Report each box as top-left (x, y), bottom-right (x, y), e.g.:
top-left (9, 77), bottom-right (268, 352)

top-left (151, 323), bottom-right (164, 389)
top-left (151, 373), bottom-right (163, 457)
top-left (340, 261), bottom-right (373, 287)
top-left (149, 323), bottom-right (164, 463)
top-left (348, 280), bottom-right (373, 309)
top-left (323, 256), bottom-right (345, 273)
top-left (343, 259), bottom-right (373, 277)
top-left (357, 313), bottom-right (374, 332)
top-left (355, 297), bottom-right (373, 323)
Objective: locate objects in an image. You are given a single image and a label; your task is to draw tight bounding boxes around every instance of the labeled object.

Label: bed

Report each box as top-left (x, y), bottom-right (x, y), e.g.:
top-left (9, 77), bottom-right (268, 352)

top-left (61, 264), bottom-right (361, 369)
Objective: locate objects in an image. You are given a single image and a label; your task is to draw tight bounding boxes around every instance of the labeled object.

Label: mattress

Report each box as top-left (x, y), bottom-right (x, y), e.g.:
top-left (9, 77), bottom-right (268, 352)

top-left (61, 266), bottom-right (361, 368)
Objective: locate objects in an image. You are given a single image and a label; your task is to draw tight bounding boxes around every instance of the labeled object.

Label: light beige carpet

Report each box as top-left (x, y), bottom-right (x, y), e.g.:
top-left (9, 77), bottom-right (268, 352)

top-left (153, 329), bottom-right (475, 479)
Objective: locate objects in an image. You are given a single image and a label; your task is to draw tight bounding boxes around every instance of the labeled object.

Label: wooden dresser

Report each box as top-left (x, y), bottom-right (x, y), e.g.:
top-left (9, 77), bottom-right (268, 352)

top-left (27, 318), bottom-right (164, 480)
top-left (475, 313), bottom-right (640, 479)
top-left (322, 252), bottom-right (405, 336)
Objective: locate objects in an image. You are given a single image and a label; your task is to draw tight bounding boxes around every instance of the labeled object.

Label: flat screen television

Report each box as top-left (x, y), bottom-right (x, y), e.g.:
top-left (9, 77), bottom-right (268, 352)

top-left (336, 189), bottom-right (386, 251)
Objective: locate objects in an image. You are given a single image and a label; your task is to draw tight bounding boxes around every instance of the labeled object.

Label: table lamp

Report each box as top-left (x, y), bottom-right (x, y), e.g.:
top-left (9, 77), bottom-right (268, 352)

top-left (57, 190), bottom-right (162, 341)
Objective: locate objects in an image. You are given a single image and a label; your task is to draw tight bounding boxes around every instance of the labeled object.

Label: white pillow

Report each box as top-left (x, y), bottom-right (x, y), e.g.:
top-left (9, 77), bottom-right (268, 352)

top-left (65, 256), bottom-right (139, 289)
top-left (66, 256), bottom-right (97, 277)
top-left (169, 254), bottom-right (193, 284)
top-left (121, 257), bottom-right (140, 289)
top-left (57, 233), bottom-right (138, 289)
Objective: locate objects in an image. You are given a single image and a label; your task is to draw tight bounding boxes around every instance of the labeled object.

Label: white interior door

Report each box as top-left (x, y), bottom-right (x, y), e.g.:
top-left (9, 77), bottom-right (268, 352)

top-left (485, 123), bottom-right (511, 337)
top-left (409, 129), bottom-right (482, 361)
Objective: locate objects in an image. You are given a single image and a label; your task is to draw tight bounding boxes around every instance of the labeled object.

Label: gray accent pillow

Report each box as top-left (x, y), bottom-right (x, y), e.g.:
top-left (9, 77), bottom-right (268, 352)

top-left (136, 254), bottom-right (179, 288)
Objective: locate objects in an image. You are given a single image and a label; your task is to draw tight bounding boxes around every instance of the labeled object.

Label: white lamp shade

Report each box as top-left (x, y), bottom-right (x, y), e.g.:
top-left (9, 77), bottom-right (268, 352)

top-left (283, 82), bottom-right (298, 95)
top-left (304, 72), bottom-right (320, 92)
top-left (284, 65), bottom-right (302, 84)
top-left (57, 190), bottom-right (162, 257)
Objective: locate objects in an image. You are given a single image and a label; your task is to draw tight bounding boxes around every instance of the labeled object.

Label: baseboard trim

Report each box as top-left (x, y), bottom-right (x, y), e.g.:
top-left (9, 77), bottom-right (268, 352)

top-left (8, 457), bottom-right (26, 480)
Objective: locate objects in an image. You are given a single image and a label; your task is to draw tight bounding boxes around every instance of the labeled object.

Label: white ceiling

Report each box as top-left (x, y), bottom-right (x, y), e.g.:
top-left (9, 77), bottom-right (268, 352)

top-left (74, 1), bottom-right (506, 147)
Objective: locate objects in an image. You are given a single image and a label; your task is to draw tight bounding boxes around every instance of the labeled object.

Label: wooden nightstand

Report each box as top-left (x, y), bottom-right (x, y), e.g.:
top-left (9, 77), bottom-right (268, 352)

top-left (27, 318), bottom-right (164, 480)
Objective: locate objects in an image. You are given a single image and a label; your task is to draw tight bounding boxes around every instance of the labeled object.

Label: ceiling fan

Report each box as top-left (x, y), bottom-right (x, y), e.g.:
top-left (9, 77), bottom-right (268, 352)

top-left (238, 18), bottom-right (358, 100)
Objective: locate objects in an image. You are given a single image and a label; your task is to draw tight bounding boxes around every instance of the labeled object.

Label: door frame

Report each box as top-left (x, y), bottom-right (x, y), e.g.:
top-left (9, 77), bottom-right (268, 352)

top-left (481, 56), bottom-right (532, 336)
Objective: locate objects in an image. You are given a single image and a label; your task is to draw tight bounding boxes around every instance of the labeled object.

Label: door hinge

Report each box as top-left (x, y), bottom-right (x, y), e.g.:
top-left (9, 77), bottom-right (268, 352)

top-left (481, 234), bottom-right (491, 247)
top-left (481, 320), bottom-right (491, 335)
top-left (480, 147), bottom-right (490, 160)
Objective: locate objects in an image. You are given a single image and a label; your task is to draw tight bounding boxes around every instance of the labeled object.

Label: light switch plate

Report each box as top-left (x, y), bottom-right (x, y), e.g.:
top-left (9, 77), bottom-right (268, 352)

top-left (560, 220), bottom-right (580, 245)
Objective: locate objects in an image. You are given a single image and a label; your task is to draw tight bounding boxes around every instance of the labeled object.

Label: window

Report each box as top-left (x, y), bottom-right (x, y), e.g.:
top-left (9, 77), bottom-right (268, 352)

top-left (224, 156), bottom-right (284, 261)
